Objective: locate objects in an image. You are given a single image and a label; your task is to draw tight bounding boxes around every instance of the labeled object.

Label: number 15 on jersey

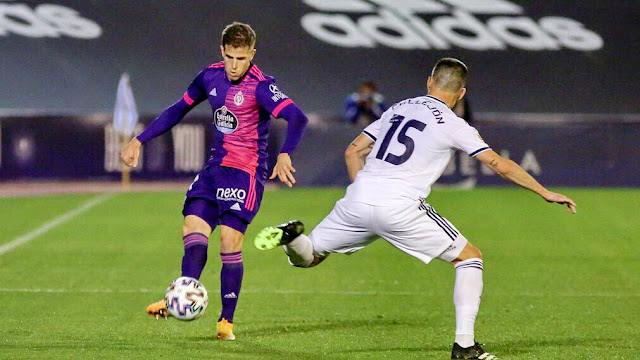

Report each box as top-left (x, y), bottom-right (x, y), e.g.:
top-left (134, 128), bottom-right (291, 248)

top-left (376, 114), bottom-right (426, 166)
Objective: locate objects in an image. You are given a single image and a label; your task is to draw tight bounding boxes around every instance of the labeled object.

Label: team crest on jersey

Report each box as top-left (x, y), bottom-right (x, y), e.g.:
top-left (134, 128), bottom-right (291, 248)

top-left (234, 91), bottom-right (244, 105)
top-left (214, 106), bottom-right (239, 134)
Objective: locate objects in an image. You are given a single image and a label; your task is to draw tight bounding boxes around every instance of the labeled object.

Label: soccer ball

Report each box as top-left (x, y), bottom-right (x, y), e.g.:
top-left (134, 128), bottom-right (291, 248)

top-left (164, 276), bottom-right (208, 321)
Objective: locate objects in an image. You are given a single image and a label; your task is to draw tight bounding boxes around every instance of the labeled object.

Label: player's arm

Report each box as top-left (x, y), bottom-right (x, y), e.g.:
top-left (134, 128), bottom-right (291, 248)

top-left (269, 104), bottom-right (308, 187)
top-left (121, 71), bottom-right (207, 167)
top-left (345, 133), bottom-right (375, 183)
top-left (256, 80), bottom-right (309, 187)
top-left (474, 149), bottom-right (577, 213)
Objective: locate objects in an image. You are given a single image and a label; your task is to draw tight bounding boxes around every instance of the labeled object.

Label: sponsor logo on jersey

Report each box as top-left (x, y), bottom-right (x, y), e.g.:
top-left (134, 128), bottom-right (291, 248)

top-left (213, 106), bottom-right (238, 134)
top-left (234, 91), bottom-right (244, 105)
top-left (216, 188), bottom-right (247, 203)
top-left (301, 0), bottom-right (603, 51)
top-left (0, 3), bottom-right (102, 39)
top-left (269, 83), bottom-right (289, 102)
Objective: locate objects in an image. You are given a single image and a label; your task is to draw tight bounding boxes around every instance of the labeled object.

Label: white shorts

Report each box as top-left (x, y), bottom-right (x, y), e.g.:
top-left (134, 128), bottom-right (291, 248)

top-left (309, 199), bottom-right (468, 264)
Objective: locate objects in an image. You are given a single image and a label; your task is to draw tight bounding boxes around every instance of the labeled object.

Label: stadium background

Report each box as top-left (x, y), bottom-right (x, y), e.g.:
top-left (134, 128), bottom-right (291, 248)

top-left (1, 0), bottom-right (639, 187)
top-left (1, 1), bottom-right (639, 359)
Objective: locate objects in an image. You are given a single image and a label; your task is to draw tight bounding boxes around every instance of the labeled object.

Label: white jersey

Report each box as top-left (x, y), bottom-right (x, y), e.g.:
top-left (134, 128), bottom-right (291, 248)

top-left (345, 95), bottom-right (490, 205)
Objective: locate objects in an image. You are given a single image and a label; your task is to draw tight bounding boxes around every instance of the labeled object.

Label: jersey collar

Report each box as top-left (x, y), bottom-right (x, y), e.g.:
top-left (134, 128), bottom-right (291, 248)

top-left (427, 95), bottom-right (447, 106)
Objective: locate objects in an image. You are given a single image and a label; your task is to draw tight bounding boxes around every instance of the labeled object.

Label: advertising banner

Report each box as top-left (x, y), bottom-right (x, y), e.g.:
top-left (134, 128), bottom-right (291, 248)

top-left (0, 115), bottom-right (638, 187)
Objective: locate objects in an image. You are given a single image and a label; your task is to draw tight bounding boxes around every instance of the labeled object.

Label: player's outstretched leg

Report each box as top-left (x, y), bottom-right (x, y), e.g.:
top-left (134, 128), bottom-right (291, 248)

top-left (254, 220), bottom-right (320, 267)
top-left (451, 342), bottom-right (498, 359)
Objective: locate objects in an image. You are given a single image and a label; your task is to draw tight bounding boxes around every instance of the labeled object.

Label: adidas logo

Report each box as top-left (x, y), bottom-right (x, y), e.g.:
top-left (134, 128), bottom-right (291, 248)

top-left (0, 3), bottom-right (102, 39)
top-left (301, 0), bottom-right (603, 51)
top-left (224, 292), bottom-right (237, 299)
top-left (210, 88), bottom-right (217, 96)
top-left (230, 202), bottom-right (241, 211)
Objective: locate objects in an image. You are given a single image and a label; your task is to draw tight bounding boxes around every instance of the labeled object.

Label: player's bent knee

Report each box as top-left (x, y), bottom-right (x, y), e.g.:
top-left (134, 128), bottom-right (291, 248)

top-left (453, 243), bottom-right (483, 263)
top-left (183, 215), bottom-right (212, 236)
top-left (471, 246), bottom-right (483, 259)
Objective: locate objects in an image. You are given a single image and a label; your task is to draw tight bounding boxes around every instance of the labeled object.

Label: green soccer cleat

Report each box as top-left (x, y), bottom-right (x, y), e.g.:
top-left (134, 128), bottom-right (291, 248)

top-left (254, 220), bottom-right (304, 251)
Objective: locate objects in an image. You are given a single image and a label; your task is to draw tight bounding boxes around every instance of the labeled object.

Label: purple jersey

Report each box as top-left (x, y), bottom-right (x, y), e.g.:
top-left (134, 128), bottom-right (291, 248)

top-left (137, 62), bottom-right (300, 183)
top-left (183, 62), bottom-right (294, 181)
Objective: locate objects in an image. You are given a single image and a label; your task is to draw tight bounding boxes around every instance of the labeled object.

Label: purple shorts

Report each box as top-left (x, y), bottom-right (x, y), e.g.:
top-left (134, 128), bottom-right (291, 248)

top-left (182, 166), bottom-right (264, 234)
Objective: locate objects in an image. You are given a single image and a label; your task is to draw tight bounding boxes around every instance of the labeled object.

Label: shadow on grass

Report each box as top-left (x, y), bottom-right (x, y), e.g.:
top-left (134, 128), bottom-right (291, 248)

top-left (192, 319), bottom-right (626, 359)
top-left (240, 317), bottom-right (423, 337)
top-left (188, 317), bottom-right (444, 359)
top-left (492, 336), bottom-right (626, 356)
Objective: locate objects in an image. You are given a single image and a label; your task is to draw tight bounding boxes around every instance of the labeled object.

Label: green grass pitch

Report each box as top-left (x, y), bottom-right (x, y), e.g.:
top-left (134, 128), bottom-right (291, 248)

top-left (0, 187), bottom-right (638, 359)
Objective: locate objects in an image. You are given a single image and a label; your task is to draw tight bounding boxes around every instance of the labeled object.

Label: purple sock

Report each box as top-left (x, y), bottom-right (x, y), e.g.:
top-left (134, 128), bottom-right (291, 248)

top-left (181, 233), bottom-right (208, 279)
top-left (219, 252), bottom-right (243, 323)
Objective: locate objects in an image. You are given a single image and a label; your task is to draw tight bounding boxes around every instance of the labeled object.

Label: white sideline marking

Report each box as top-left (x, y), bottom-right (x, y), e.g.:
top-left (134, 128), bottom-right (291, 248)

top-left (0, 288), bottom-right (636, 298)
top-left (0, 193), bottom-right (114, 256)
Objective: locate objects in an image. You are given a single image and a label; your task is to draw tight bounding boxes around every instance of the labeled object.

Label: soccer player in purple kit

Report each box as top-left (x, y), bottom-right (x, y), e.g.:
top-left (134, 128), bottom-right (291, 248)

top-left (120, 22), bottom-right (308, 340)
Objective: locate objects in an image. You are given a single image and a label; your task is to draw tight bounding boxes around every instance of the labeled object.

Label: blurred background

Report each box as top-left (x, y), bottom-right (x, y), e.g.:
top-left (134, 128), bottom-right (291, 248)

top-left (1, 0), bottom-right (639, 190)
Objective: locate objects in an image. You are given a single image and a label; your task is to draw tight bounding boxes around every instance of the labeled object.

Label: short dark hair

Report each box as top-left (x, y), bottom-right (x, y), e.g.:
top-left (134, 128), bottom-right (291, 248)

top-left (221, 22), bottom-right (256, 49)
top-left (430, 58), bottom-right (468, 93)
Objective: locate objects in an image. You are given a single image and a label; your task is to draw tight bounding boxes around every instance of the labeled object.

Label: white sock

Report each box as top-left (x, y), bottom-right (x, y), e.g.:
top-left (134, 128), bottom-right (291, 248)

top-left (453, 258), bottom-right (484, 348)
top-left (283, 234), bottom-right (314, 267)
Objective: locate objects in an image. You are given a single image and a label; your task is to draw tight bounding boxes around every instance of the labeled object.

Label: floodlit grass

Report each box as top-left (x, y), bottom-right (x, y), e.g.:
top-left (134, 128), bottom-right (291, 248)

top-left (0, 187), bottom-right (638, 359)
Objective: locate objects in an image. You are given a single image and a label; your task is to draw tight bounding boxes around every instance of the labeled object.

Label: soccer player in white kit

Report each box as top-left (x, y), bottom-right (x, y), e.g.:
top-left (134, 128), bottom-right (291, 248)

top-left (254, 58), bottom-right (576, 359)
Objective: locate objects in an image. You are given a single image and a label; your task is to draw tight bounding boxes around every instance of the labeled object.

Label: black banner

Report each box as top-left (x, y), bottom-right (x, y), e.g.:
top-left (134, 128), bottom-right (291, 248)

top-left (1, 115), bottom-right (639, 187)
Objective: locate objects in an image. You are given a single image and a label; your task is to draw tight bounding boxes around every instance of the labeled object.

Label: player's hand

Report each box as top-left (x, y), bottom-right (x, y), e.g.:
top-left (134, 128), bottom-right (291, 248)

top-left (542, 191), bottom-right (577, 214)
top-left (270, 153), bottom-right (296, 188)
top-left (120, 137), bottom-right (142, 167)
